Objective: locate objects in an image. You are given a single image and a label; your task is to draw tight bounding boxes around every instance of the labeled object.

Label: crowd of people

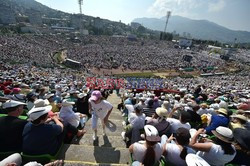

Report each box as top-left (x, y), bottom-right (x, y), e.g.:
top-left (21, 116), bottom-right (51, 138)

top-left (0, 57), bottom-right (250, 165)
top-left (0, 33), bottom-right (250, 166)
top-left (0, 68), bottom-right (113, 165)
top-left (2, 34), bottom-right (248, 72)
top-left (119, 77), bottom-right (250, 165)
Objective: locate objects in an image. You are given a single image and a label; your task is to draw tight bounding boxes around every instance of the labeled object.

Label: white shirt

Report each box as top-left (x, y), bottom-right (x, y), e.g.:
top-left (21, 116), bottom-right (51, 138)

top-left (132, 141), bottom-right (162, 163)
top-left (165, 143), bottom-right (194, 166)
top-left (197, 143), bottom-right (236, 166)
top-left (167, 118), bottom-right (191, 133)
top-left (126, 104), bottom-right (135, 119)
top-left (89, 100), bottom-right (113, 119)
top-left (59, 106), bottom-right (80, 128)
top-left (128, 113), bottom-right (146, 129)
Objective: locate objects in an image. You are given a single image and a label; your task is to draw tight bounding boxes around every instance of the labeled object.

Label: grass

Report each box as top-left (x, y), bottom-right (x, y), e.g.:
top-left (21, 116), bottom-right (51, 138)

top-left (115, 72), bottom-right (156, 78)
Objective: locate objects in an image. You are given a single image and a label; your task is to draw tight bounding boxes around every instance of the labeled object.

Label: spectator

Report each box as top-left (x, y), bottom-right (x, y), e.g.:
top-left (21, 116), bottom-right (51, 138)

top-left (23, 106), bottom-right (64, 155)
top-left (0, 100), bottom-right (27, 152)
top-left (190, 127), bottom-right (236, 166)
top-left (162, 128), bottom-right (194, 166)
top-left (129, 125), bottom-right (162, 166)
top-left (205, 108), bottom-right (229, 135)
top-left (167, 108), bottom-right (191, 134)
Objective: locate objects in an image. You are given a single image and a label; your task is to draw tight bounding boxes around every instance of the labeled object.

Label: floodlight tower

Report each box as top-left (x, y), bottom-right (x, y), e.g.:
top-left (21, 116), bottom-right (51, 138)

top-left (78, 0), bottom-right (83, 14)
top-left (78, 0), bottom-right (84, 34)
top-left (163, 11), bottom-right (171, 34)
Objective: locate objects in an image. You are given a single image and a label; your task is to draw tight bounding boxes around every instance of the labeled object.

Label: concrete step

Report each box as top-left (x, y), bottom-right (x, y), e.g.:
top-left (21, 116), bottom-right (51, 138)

top-left (63, 160), bottom-right (129, 166)
top-left (72, 134), bottom-right (126, 148)
top-left (108, 112), bottom-right (123, 120)
top-left (58, 144), bottom-right (130, 165)
top-left (84, 119), bottom-right (125, 134)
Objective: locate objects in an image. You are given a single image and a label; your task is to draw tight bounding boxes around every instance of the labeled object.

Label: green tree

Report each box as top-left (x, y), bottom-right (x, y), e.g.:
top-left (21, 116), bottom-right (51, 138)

top-left (137, 26), bottom-right (146, 34)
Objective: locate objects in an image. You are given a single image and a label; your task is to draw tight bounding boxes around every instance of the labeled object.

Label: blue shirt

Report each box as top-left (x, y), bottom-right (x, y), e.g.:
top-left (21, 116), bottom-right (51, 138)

top-left (22, 122), bottom-right (62, 155)
top-left (205, 115), bottom-right (229, 135)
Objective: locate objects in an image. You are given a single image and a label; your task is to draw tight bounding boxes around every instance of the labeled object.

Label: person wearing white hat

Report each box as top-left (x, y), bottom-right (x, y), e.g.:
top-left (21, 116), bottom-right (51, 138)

top-left (190, 127), bottom-right (236, 166)
top-left (22, 106), bottom-right (64, 155)
top-left (59, 99), bottom-right (87, 129)
top-left (185, 154), bottom-right (210, 166)
top-left (0, 100), bottom-right (27, 152)
top-left (129, 125), bottom-right (162, 166)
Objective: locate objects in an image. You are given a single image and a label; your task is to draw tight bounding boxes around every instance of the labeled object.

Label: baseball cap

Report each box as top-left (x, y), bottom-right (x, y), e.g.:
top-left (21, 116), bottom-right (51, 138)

top-left (89, 90), bottom-right (102, 101)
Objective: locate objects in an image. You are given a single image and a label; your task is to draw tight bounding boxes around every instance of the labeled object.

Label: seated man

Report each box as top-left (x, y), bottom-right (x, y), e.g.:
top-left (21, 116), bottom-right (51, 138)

top-left (121, 104), bottom-right (146, 142)
top-left (22, 106), bottom-right (64, 155)
top-left (167, 107), bottom-right (191, 134)
top-left (0, 100), bottom-right (27, 152)
top-left (205, 108), bottom-right (229, 135)
top-left (142, 99), bottom-right (155, 117)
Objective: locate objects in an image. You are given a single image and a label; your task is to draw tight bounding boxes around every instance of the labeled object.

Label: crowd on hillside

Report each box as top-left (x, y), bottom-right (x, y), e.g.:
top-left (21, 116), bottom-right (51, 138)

top-left (1, 34), bottom-right (246, 72)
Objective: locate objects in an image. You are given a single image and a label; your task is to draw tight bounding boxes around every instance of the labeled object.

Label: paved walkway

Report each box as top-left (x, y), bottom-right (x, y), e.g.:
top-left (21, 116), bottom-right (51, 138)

top-left (58, 93), bottom-right (130, 166)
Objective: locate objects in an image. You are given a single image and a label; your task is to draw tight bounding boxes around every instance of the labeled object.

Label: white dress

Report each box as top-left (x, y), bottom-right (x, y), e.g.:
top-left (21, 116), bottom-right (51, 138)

top-left (197, 143), bottom-right (236, 166)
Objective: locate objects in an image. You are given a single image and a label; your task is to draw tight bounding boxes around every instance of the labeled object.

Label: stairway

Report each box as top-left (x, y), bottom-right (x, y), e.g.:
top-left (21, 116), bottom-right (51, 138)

top-left (57, 93), bottom-right (130, 166)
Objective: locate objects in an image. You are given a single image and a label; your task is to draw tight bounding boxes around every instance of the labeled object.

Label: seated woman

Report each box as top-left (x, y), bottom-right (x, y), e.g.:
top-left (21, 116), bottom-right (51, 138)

top-left (59, 99), bottom-right (86, 129)
top-left (22, 106), bottom-right (64, 155)
top-left (147, 107), bottom-right (170, 136)
top-left (162, 128), bottom-right (194, 166)
top-left (129, 125), bottom-right (162, 166)
top-left (190, 126), bottom-right (236, 166)
top-left (231, 128), bottom-right (250, 165)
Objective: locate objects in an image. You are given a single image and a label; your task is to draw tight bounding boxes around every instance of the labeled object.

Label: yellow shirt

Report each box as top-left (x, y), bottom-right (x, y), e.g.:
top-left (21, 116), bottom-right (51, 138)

top-left (51, 102), bottom-right (59, 113)
top-left (229, 122), bottom-right (245, 130)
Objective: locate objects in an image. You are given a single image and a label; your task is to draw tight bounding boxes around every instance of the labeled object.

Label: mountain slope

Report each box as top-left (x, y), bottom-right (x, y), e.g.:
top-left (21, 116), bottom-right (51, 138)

top-left (0, 0), bottom-right (67, 18)
top-left (133, 16), bottom-right (250, 43)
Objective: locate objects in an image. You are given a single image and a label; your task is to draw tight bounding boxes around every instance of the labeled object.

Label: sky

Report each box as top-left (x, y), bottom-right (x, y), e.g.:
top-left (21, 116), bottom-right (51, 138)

top-left (35, 0), bottom-right (250, 32)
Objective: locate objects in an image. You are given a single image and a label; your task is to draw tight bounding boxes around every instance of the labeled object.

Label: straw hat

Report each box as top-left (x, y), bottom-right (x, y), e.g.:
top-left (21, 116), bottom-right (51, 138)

top-left (211, 126), bottom-right (233, 143)
top-left (156, 107), bottom-right (168, 118)
top-left (200, 103), bottom-right (208, 108)
top-left (231, 114), bottom-right (247, 122)
top-left (216, 108), bottom-right (228, 116)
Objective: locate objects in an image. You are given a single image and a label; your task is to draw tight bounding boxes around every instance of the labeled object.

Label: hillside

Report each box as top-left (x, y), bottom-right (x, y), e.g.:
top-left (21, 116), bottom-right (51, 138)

top-left (133, 16), bottom-right (250, 43)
